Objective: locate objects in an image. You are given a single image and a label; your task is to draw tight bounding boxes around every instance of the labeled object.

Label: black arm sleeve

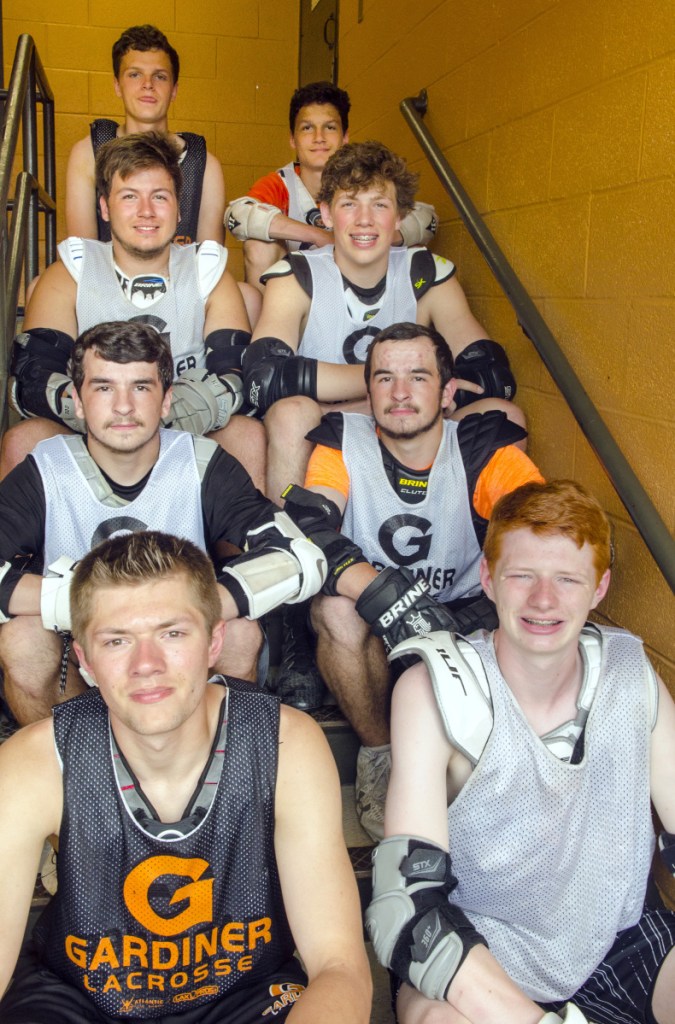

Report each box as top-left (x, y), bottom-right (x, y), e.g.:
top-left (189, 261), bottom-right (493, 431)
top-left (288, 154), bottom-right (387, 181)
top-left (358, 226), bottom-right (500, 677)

top-left (200, 447), bottom-right (282, 554)
top-left (204, 328), bottom-right (252, 377)
top-left (0, 457), bottom-right (47, 617)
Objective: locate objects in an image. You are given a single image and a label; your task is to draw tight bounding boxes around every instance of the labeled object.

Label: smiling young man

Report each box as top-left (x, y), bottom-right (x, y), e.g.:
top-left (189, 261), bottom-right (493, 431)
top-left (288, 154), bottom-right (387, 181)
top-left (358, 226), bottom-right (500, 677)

top-left (225, 82), bottom-right (438, 293)
top-left (300, 323), bottom-right (542, 835)
top-left (3, 132), bottom-right (263, 485)
top-left (66, 24), bottom-right (225, 246)
top-left (243, 140), bottom-right (519, 505)
top-left (0, 531), bottom-right (372, 1023)
top-left (366, 480), bottom-right (675, 1024)
top-left (0, 321), bottom-right (341, 724)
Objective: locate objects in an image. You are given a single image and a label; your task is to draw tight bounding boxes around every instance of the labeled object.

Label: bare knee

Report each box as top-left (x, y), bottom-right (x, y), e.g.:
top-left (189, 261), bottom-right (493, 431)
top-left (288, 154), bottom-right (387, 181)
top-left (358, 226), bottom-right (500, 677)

top-left (0, 617), bottom-right (60, 697)
top-left (311, 594), bottom-right (366, 645)
top-left (265, 396), bottom-right (322, 441)
top-left (0, 418), bottom-right (70, 479)
top-left (209, 414), bottom-right (267, 491)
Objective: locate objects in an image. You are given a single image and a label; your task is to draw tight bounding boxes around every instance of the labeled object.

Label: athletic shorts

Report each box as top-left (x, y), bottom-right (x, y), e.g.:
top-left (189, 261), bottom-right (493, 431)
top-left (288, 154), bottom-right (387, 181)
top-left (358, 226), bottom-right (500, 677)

top-left (539, 907), bottom-right (675, 1024)
top-left (0, 944), bottom-right (308, 1024)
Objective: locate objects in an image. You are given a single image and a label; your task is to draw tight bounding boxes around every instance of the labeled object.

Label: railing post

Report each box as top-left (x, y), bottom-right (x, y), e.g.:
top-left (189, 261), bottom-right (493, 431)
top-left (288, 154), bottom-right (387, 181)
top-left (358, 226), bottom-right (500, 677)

top-left (23, 51), bottom-right (39, 287)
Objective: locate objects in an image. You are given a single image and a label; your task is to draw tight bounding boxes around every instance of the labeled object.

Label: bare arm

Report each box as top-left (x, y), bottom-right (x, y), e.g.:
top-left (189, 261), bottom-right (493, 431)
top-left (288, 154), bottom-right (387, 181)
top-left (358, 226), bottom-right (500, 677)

top-left (275, 707), bottom-right (371, 1022)
top-left (23, 261), bottom-right (78, 336)
top-left (385, 665), bottom-right (543, 1024)
top-left (267, 212), bottom-right (333, 249)
top-left (0, 719), bottom-right (62, 998)
top-left (195, 152), bottom-right (225, 245)
top-left (65, 136), bottom-right (98, 240)
top-left (650, 674), bottom-right (675, 831)
top-left (252, 274), bottom-right (308, 351)
top-left (420, 275), bottom-right (488, 359)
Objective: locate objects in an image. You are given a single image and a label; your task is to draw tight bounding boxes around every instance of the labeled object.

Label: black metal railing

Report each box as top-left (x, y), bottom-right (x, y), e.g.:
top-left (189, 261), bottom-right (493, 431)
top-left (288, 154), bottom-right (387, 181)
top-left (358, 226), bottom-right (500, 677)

top-left (401, 89), bottom-right (675, 594)
top-left (0, 34), bottom-right (57, 433)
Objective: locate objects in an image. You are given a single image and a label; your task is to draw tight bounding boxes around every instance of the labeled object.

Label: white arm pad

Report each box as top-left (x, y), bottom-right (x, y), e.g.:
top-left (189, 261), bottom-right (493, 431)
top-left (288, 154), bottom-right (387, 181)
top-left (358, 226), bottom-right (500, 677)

top-left (225, 197), bottom-right (280, 242)
top-left (164, 369), bottom-right (243, 434)
top-left (399, 202), bottom-right (438, 246)
top-left (223, 511), bottom-right (327, 618)
top-left (387, 631), bottom-right (493, 765)
top-left (41, 556), bottom-right (78, 632)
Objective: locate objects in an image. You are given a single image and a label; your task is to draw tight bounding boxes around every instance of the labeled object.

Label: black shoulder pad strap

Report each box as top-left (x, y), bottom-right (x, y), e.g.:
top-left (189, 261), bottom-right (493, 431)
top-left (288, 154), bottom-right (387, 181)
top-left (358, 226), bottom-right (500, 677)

top-left (305, 411), bottom-right (345, 449)
top-left (409, 247), bottom-right (439, 301)
top-left (457, 411), bottom-right (528, 544)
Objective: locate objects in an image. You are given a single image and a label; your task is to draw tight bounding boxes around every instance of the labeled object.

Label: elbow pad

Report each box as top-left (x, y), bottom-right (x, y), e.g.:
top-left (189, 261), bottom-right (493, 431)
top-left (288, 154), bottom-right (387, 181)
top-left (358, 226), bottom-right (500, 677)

top-left (366, 835), bottom-right (486, 999)
top-left (280, 484), bottom-right (367, 595)
top-left (225, 197), bottom-right (279, 242)
top-left (221, 510), bottom-right (327, 618)
top-left (399, 202), bottom-right (438, 247)
top-left (163, 369), bottom-right (243, 434)
top-left (242, 337), bottom-right (318, 413)
top-left (453, 340), bottom-right (517, 408)
top-left (10, 328), bottom-right (84, 431)
top-left (41, 556), bottom-right (78, 632)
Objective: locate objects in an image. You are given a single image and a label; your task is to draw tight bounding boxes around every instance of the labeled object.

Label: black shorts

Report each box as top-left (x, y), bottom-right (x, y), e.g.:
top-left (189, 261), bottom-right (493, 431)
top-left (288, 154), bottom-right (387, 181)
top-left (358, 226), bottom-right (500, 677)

top-left (0, 944), bottom-right (308, 1024)
top-left (540, 907), bottom-right (675, 1024)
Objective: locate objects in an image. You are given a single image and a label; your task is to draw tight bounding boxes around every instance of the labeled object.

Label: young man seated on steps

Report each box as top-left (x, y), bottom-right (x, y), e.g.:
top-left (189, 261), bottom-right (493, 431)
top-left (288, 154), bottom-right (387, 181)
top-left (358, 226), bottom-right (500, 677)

top-left (0, 530), bottom-right (372, 1024)
top-left (367, 480), bottom-right (675, 1024)
top-left (300, 323), bottom-right (542, 839)
top-left (3, 132), bottom-right (265, 489)
top-left (225, 80), bottom-right (438, 294)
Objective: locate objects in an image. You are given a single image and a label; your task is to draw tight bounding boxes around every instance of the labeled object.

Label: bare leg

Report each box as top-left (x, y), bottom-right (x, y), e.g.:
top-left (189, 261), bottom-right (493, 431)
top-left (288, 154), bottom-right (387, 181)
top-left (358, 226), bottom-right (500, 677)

top-left (209, 414), bottom-right (267, 492)
top-left (651, 945), bottom-right (675, 1023)
top-left (0, 418), bottom-right (72, 480)
top-left (212, 617), bottom-right (263, 684)
top-left (237, 281), bottom-right (262, 330)
top-left (0, 616), bottom-right (86, 725)
top-left (312, 594), bottom-right (391, 746)
top-left (263, 396), bottom-right (322, 502)
top-left (243, 239), bottom-right (287, 295)
top-left (397, 983), bottom-right (471, 1024)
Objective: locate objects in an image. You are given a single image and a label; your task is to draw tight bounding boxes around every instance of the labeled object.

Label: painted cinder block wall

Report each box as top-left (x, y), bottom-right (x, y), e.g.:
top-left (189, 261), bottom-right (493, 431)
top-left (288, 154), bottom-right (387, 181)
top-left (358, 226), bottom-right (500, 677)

top-left (2, 0), bottom-right (301, 280)
top-left (340, 0), bottom-right (675, 688)
top-left (2, 0), bottom-right (673, 682)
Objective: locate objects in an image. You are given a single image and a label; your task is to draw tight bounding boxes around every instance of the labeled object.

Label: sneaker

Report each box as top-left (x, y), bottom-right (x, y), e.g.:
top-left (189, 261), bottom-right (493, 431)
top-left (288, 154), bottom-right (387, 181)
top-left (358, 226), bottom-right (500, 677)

top-left (276, 604), bottom-right (326, 711)
top-left (355, 744), bottom-right (391, 842)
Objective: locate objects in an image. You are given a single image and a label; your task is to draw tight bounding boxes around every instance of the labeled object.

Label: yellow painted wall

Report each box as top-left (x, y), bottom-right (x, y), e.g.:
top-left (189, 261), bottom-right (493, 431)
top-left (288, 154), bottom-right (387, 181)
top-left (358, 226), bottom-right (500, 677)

top-left (341, 0), bottom-right (675, 686)
top-left (2, 0), bottom-right (672, 680)
top-left (2, 0), bottom-right (300, 278)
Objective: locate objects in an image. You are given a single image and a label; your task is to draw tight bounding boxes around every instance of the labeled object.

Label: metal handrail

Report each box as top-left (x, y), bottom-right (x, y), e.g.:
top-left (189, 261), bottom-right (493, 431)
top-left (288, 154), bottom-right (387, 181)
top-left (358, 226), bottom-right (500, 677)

top-left (401, 89), bottom-right (675, 594)
top-left (0, 34), bottom-right (57, 433)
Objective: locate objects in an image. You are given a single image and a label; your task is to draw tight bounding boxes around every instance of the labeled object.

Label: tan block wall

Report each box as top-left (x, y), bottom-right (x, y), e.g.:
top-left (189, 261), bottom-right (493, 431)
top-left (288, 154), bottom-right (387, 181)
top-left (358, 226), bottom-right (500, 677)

top-left (3, 0), bottom-right (300, 279)
top-left (340, 0), bottom-right (675, 686)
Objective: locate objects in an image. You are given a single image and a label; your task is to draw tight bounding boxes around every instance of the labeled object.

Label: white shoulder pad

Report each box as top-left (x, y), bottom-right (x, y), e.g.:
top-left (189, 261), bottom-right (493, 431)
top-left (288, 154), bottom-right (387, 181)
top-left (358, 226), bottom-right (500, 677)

top-left (57, 236), bottom-right (86, 282)
top-left (430, 252), bottom-right (456, 283)
top-left (196, 240), bottom-right (228, 300)
top-left (389, 631), bottom-right (492, 764)
top-left (263, 256), bottom-right (294, 281)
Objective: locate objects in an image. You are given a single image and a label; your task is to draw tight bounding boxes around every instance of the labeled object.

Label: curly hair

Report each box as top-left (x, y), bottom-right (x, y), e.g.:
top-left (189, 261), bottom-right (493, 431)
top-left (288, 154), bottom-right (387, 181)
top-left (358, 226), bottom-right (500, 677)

top-left (317, 141), bottom-right (418, 215)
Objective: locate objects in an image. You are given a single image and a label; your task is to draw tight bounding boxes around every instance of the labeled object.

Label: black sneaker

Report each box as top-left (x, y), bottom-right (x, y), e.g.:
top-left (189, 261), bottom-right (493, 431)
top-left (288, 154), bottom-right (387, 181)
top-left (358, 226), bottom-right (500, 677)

top-left (276, 604), bottom-right (326, 711)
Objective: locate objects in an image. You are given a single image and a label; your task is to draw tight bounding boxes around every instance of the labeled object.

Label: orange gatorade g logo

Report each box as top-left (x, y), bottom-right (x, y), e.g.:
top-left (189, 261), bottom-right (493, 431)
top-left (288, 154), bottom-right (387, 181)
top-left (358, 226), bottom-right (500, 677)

top-left (123, 856), bottom-right (213, 936)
